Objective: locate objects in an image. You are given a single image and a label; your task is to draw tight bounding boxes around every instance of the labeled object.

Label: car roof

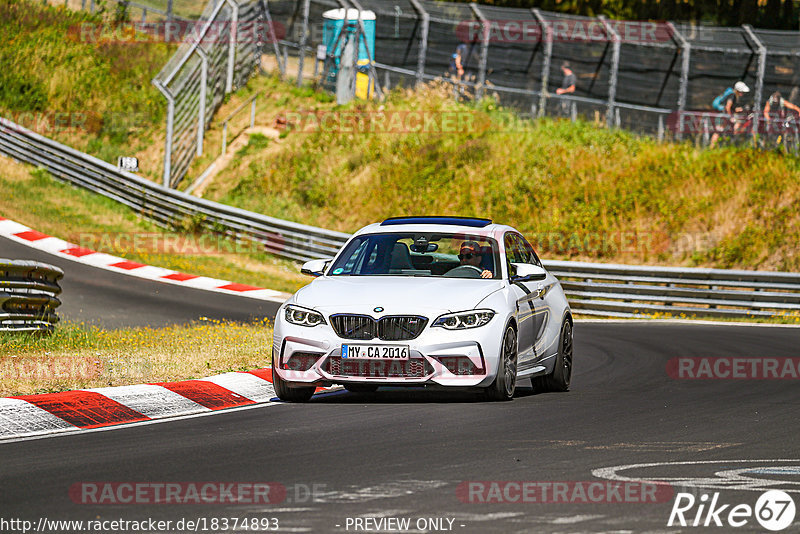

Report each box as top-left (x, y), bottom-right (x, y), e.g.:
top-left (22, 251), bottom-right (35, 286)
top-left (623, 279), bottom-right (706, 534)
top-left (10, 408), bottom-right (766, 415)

top-left (353, 219), bottom-right (518, 240)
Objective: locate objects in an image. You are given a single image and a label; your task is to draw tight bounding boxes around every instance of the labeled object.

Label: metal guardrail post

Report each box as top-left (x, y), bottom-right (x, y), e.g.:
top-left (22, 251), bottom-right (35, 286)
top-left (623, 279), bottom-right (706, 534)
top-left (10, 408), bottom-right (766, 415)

top-left (532, 9), bottom-right (552, 118)
top-left (166, 0), bottom-right (173, 21)
top-left (668, 22), bottom-right (690, 141)
top-left (469, 3), bottom-right (490, 101)
top-left (408, 0), bottom-right (429, 87)
top-left (196, 46), bottom-right (209, 157)
top-left (743, 24), bottom-right (766, 138)
top-left (598, 16), bottom-right (620, 128)
top-left (153, 80), bottom-right (175, 187)
top-left (250, 97), bottom-right (256, 128)
top-left (225, 0), bottom-right (240, 94)
top-left (296, 0), bottom-right (311, 86)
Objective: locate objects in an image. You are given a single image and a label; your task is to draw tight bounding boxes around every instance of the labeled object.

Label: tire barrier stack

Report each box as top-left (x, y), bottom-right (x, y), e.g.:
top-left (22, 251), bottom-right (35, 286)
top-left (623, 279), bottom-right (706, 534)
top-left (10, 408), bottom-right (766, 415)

top-left (0, 260), bottom-right (64, 334)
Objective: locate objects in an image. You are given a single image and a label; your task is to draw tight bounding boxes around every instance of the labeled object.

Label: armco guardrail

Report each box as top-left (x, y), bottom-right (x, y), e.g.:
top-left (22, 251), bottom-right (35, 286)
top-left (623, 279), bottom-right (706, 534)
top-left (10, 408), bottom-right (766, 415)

top-left (0, 260), bottom-right (63, 333)
top-left (2, 117), bottom-right (800, 320)
top-left (545, 260), bottom-right (800, 319)
top-left (0, 119), bottom-right (350, 262)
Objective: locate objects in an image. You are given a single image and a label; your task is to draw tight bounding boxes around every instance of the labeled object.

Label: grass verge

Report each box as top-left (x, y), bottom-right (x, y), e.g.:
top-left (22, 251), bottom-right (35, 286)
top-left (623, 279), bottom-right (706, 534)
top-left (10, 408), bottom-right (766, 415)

top-left (0, 154), bottom-right (309, 294)
top-left (0, 319), bottom-right (273, 396)
top-left (197, 74), bottom-right (800, 273)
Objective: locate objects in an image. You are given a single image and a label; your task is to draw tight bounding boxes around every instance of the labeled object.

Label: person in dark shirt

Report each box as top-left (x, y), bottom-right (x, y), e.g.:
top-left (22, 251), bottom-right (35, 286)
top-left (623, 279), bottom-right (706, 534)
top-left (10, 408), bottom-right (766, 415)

top-left (556, 61), bottom-right (576, 115)
top-left (556, 61), bottom-right (576, 96)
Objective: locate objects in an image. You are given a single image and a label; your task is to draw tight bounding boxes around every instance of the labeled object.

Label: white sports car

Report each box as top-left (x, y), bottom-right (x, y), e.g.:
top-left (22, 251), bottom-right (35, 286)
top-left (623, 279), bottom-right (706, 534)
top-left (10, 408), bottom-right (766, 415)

top-left (271, 216), bottom-right (573, 402)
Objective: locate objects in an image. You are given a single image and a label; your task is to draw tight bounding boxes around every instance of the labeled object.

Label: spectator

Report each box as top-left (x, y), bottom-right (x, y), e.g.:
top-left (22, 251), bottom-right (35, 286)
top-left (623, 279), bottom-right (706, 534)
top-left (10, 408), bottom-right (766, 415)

top-left (556, 61), bottom-right (576, 96)
top-left (710, 81), bottom-right (749, 147)
top-left (450, 43), bottom-right (469, 81)
top-left (763, 91), bottom-right (800, 121)
top-left (555, 61), bottom-right (576, 116)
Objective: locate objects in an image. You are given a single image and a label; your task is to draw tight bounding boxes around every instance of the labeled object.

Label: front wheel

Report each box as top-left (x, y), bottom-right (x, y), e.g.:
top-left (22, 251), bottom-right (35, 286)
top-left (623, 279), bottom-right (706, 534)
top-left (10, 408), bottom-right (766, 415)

top-left (485, 325), bottom-right (518, 401)
top-left (533, 319), bottom-right (573, 392)
top-left (272, 368), bottom-right (315, 402)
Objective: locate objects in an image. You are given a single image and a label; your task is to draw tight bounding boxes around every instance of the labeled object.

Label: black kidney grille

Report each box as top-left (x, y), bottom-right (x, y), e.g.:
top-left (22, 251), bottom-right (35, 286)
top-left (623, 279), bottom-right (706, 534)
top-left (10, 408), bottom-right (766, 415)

top-left (331, 315), bottom-right (428, 341)
top-left (378, 316), bottom-right (428, 341)
top-left (330, 315), bottom-right (375, 340)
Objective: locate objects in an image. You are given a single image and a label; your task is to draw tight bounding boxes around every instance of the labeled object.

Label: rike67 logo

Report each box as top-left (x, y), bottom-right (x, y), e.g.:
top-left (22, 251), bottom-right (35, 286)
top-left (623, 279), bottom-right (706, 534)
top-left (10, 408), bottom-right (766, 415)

top-left (668, 490), bottom-right (796, 531)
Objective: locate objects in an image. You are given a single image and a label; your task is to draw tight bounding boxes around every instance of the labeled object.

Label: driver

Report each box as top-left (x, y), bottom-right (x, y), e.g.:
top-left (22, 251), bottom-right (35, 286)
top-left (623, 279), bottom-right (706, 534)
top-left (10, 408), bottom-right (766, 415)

top-left (457, 241), bottom-right (493, 279)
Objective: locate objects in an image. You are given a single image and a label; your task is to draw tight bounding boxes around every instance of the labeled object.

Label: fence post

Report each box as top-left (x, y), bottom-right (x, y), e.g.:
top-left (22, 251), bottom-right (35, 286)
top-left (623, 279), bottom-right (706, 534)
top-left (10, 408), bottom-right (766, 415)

top-left (599, 16), bottom-right (620, 128)
top-left (296, 0), bottom-right (311, 86)
top-left (166, 0), bottom-right (173, 22)
top-left (349, 0), bottom-right (384, 99)
top-left (225, 0), bottom-right (240, 93)
top-left (89, 0), bottom-right (94, 12)
top-left (141, 8), bottom-right (147, 22)
top-left (532, 9), bottom-right (552, 118)
top-left (408, 0), bottom-right (429, 87)
top-left (470, 3), bottom-right (489, 101)
top-left (743, 24), bottom-right (766, 138)
top-left (259, 0), bottom-right (285, 77)
top-left (153, 81), bottom-right (174, 188)
top-left (668, 22), bottom-right (690, 141)
top-left (250, 96), bottom-right (256, 128)
top-left (196, 47), bottom-right (209, 157)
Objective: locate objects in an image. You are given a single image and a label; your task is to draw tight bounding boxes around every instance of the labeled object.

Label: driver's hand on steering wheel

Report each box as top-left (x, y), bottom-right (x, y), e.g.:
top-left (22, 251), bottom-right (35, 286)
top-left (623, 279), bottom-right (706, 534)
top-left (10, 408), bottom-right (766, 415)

top-left (480, 270), bottom-right (492, 279)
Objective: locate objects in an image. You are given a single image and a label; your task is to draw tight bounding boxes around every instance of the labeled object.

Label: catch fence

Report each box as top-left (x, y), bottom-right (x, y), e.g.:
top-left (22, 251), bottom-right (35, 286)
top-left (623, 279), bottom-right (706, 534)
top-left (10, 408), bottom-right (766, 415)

top-left (267, 0), bottom-right (800, 147)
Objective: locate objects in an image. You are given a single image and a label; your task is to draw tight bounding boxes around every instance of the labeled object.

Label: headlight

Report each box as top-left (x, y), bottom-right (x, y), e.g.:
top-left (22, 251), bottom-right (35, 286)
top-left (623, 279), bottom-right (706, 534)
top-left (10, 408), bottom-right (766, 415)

top-left (284, 305), bottom-right (326, 327)
top-left (432, 309), bottom-right (495, 330)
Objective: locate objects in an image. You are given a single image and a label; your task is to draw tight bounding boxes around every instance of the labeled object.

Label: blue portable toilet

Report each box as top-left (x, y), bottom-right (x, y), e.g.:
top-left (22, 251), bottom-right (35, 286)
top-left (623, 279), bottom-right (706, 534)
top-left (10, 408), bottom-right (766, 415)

top-left (322, 8), bottom-right (376, 73)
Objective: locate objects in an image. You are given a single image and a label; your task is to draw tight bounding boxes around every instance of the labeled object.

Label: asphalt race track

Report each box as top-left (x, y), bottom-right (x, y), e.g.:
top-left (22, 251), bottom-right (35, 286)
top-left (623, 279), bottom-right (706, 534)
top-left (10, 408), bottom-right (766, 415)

top-left (0, 235), bottom-right (279, 328)
top-left (2, 236), bottom-right (800, 532)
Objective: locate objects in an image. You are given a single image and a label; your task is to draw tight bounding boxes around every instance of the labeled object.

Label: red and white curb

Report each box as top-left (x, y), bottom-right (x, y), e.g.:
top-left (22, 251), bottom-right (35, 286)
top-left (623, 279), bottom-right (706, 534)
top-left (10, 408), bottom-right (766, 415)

top-left (0, 368), bottom-right (336, 441)
top-left (0, 216), bottom-right (290, 303)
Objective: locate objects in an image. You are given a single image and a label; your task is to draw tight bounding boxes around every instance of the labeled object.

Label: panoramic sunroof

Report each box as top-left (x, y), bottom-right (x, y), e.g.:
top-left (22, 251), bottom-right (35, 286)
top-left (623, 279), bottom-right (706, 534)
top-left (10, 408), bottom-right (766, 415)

top-left (380, 216), bottom-right (493, 228)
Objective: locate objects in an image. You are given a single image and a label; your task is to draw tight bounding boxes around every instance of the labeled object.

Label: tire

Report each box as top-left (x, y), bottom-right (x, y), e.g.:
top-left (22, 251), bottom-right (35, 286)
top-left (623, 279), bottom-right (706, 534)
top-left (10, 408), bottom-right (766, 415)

top-left (344, 384), bottom-right (379, 393)
top-left (485, 325), bottom-right (518, 401)
top-left (533, 319), bottom-right (573, 393)
top-left (272, 368), bottom-right (315, 402)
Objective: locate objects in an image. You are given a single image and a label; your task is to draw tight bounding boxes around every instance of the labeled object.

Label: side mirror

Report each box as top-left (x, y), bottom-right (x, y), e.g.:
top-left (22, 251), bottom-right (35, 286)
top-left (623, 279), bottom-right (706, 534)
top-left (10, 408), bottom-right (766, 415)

top-left (510, 263), bottom-right (547, 282)
top-left (301, 258), bottom-right (331, 277)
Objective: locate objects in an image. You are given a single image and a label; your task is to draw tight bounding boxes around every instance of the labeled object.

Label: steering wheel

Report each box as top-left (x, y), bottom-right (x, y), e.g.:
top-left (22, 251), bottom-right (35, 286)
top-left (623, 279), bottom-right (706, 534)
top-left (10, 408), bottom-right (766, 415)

top-left (445, 265), bottom-right (484, 278)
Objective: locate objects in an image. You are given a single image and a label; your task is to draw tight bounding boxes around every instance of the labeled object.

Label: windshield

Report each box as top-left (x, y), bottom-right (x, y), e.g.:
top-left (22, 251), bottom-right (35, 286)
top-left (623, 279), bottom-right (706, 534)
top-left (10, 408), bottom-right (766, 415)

top-left (328, 233), bottom-right (501, 279)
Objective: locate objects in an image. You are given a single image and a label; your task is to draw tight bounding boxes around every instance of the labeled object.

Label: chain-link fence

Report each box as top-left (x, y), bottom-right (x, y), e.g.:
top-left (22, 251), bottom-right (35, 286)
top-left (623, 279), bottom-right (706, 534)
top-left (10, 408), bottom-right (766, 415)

top-left (151, 0), bottom-right (276, 187)
top-left (267, 0), bottom-right (800, 150)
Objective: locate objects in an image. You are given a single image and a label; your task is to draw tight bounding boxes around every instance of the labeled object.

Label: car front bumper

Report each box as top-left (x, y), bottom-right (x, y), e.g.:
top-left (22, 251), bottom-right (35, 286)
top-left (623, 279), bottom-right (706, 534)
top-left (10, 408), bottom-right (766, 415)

top-left (272, 314), bottom-right (505, 388)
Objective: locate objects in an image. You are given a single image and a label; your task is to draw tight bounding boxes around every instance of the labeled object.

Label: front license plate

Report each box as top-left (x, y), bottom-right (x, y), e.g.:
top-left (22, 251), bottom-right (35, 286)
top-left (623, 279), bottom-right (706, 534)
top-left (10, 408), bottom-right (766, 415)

top-left (341, 344), bottom-right (409, 360)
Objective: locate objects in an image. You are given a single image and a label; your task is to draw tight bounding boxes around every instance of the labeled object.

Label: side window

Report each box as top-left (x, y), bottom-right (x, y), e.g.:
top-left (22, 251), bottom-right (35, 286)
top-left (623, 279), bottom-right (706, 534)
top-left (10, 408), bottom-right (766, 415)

top-left (518, 235), bottom-right (542, 266)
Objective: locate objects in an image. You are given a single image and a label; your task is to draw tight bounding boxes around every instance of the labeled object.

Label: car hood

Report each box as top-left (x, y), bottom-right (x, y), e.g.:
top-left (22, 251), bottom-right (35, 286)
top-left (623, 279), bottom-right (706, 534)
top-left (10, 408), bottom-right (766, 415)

top-left (293, 276), bottom-right (505, 315)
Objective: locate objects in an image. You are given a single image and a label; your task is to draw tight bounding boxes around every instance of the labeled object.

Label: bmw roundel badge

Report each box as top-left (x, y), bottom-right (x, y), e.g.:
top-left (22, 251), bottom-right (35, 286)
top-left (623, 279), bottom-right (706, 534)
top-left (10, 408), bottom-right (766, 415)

top-left (374, 307), bottom-right (384, 313)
